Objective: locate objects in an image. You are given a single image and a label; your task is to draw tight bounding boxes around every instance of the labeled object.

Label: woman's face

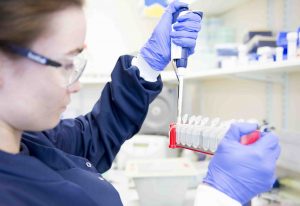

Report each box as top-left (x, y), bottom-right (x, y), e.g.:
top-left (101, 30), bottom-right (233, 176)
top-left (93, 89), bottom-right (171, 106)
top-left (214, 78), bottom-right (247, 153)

top-left (0, 6), bottom-right (87, 131)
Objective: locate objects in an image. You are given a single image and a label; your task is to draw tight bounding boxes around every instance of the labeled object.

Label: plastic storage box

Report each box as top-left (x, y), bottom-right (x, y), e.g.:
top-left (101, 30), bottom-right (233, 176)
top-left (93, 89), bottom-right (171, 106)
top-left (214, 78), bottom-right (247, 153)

top-left (125, 158), bottom-right (197, 206)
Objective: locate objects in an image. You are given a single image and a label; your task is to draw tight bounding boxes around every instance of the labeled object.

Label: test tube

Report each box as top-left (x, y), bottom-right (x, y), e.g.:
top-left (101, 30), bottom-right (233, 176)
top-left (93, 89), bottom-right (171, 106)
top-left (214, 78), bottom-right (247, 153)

top-left (191, 126), bottom-right (201, 148)
top-left (179, 114), bottom-right (189, 145)
top-left (202, 126), bottom-right (213, 151)
top-left (176, 123), bottom-right (182, 144)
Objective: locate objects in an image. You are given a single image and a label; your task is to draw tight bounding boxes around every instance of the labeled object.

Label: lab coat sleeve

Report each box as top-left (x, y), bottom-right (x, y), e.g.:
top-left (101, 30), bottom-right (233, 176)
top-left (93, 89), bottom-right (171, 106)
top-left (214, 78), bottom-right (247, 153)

top-left (194, 184), bottom-right (241, 206)
top-left (42, 55), bottom-right (163, 173)
top-left (131, 54), bottom-right (161, 82)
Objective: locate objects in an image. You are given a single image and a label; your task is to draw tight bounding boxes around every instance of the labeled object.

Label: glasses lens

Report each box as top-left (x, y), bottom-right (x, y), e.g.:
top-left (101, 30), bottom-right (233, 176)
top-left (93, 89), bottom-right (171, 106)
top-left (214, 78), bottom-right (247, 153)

top-left (66, 50), bottom-right (87, 86)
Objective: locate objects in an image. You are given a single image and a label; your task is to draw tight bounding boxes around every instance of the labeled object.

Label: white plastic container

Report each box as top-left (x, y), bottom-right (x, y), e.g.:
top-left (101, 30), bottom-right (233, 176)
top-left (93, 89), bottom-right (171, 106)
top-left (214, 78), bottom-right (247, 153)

top-left (257, 46), bottom-right (274, 62)
top-left (287, 32), bottom-right (298, 59)
top-left (125, 158), bottom-right (197, 206)
top-left (275, 47), bottom-right (284, 61)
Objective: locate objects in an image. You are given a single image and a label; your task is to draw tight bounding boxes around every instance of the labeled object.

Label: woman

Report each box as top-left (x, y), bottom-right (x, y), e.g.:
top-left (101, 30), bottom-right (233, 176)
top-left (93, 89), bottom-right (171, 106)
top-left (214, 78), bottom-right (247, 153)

top-left (0, 0), bottom-right (279, 206)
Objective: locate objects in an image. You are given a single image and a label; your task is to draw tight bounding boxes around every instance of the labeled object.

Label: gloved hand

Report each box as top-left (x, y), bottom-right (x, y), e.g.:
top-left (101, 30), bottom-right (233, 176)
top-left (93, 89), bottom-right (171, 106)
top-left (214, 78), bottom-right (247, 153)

top-left (140, 1), bottom-right (202, 71)
top-left (203, 123), bottom-right (281, 205)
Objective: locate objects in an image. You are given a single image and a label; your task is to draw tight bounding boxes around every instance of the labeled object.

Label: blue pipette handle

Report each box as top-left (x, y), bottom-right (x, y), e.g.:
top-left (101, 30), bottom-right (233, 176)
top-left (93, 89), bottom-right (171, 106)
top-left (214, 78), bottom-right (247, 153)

top-left (172, 8), bottom-right (203, 68)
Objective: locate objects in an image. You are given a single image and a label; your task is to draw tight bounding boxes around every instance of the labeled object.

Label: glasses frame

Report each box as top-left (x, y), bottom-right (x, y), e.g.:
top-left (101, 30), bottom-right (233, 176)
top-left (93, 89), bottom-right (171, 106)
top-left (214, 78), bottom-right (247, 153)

top-left (4, 44), bottom-right (87, 87)
top-left (5, 44), bottom-right (62, 67)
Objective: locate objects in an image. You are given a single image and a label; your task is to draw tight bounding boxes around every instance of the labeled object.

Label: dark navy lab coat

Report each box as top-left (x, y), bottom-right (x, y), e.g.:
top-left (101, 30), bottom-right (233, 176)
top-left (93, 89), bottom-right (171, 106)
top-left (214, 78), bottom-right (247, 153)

top-left (0, 55), bottom-right (163, 206)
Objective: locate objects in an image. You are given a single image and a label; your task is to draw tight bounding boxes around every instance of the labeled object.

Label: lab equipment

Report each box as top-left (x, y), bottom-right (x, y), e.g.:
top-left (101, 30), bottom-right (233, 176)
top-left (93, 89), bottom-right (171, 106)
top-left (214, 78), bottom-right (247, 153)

top-left (287, 32), bottom-right (298, 59)
top-left (125, 158), bottom-right (197, 206)
top-left (171, 8), bottom-right (203, 123)
top-left (215, 44), bottom-right (238, 68)
top-left (115, 134), bottom-right (178, 169)
top-left (245, 35), bottom-right (277, 54)
top-left (243, 30), bottom-right (273, 44)
top-left (203, 122), bottom-right (281, 204)
top-left (139, 85), bottom-right (177, 136)
top-left (169, 115), bottom-right (268, 155)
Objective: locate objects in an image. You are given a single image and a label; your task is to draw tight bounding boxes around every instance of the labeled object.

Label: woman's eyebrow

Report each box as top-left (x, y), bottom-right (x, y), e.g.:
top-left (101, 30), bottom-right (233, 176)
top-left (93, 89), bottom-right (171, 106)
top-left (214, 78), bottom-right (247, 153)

top-left (66, 47), bottom-right (84, 55)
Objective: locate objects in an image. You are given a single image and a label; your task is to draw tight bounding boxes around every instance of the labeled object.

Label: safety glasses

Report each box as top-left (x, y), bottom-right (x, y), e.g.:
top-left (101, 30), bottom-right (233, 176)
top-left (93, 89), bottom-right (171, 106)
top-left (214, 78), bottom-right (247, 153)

top-left (5, 44), bottom-right (87, 87)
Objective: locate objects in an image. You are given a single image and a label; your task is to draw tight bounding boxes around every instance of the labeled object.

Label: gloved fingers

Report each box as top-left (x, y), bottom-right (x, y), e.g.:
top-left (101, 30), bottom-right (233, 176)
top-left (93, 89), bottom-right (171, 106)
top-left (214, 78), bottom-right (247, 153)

top-left (173, 21), bottom-right (201, 32)
top-left (176, 12), bottom-right (202, 23)
top-left (254, 132), bottom-right (279, 150)
top-left (224, 122), bottom-right (258, 142)
top-left (172, 37), bottom-right (196, 48)
top-left (170, 30), bottom-right (198, 40)
top-left (269, 143), bottom-right (281, 161)
top-left (237, 122), bottom-right (259, 135)
top-left (166, 1), bottom-right (188, 14)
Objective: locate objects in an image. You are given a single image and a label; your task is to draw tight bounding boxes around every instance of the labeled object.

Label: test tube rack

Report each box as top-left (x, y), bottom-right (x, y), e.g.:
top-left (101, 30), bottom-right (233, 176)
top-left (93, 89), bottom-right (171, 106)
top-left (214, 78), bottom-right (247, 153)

top-left (169, 115), bottom-right (262, 155)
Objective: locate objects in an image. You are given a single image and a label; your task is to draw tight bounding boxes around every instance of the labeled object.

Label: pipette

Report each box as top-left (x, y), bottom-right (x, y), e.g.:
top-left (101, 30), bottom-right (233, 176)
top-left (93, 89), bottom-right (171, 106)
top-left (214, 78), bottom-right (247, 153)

top-left (171, 7), bottom-right (203, 124)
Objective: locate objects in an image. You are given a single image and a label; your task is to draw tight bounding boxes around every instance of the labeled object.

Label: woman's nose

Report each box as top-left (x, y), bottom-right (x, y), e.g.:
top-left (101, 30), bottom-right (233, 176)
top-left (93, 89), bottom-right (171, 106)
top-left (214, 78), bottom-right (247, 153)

top-left (67, 80), bottom-right (81, 93)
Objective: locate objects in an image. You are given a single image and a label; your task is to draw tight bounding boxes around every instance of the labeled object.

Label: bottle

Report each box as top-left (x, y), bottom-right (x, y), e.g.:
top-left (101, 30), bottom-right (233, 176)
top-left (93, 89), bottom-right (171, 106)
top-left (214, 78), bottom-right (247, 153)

top-left (276, 47), bottom-right (284, 62)
top-left (257, 46), bottom-right (274, 62)
top-left (287, 32), bottom-right (298, 60)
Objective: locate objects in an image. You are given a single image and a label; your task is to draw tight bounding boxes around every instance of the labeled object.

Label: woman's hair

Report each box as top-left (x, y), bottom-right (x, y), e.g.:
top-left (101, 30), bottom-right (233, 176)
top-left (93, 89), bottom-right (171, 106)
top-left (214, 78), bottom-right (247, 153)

top-left (0, 0), bottom-right (84, 51)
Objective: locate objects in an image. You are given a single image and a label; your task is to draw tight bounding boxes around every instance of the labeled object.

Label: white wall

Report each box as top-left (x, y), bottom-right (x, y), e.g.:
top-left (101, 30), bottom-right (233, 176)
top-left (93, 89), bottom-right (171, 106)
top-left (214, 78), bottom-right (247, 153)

top-left (83, 0), bottom-right (158, 77)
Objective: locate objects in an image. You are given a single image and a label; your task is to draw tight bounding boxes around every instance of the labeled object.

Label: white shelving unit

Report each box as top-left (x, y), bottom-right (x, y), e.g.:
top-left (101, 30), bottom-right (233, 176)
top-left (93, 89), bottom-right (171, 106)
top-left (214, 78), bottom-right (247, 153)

top-left (161, 59), bottom-right (300, 82)
top-left (80, 59), bottom-right (300, 84)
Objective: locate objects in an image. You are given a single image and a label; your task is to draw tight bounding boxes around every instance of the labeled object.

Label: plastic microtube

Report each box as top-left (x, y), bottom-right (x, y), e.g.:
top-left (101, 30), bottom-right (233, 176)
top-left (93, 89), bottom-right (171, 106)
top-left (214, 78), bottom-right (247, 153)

top-left (200, 117), bottom-right (209, 127)
top-left (190, 116), bottom-right (203, 148)
top-left (178, 114), bottom-right (189, 145)
top-left (181, 124), bottom-right (188, 146)
top-left (186, 125), bottom-right (193, 147)
top-left (195, 116), bottom-right (202, 125)
top-left (192, 127), bottom-right (201, 148)
top-left (211, 118), bottom-right (221, 126)
top-left (209, 127), bottom-right (221, 152)
top-left (179, 124), bottom-right (186, 145)
top-left (182, 114), bottom-right (189, 124)
top-left (202, 126), bottom-right (212, 151)
top-left (176, 123), bottom-right (182, 144)
top-left (185, 116), bottom-right (196, 146)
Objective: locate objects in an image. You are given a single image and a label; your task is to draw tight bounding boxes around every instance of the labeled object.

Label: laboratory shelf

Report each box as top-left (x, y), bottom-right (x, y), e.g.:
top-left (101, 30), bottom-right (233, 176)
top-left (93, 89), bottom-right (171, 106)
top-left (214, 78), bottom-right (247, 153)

top-left (79, 59), bottom-right (300, 84)
top-left (161, 59), bottom-right (300, 82)
top-left (190, 0), bottom-right (251, 16)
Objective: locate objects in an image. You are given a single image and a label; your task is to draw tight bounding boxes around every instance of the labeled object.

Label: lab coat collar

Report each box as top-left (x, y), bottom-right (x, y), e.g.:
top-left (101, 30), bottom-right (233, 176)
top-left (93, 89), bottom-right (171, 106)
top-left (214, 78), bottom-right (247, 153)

top-left (0, 137), bottom-right (64, 182)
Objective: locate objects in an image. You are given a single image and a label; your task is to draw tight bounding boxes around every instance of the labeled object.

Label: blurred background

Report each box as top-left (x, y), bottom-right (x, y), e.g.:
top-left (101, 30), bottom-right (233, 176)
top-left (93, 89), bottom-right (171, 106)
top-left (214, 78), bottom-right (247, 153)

top-left (62, 0), bottom-right (300, 205)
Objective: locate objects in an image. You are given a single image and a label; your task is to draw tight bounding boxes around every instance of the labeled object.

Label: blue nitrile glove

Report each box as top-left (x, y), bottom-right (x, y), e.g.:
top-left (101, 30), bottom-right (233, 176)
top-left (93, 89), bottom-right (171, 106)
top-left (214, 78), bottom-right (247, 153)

top-left (140, 1), bottom-right (202, 71)
top-left (203, 123), bottom-right (281, 205)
